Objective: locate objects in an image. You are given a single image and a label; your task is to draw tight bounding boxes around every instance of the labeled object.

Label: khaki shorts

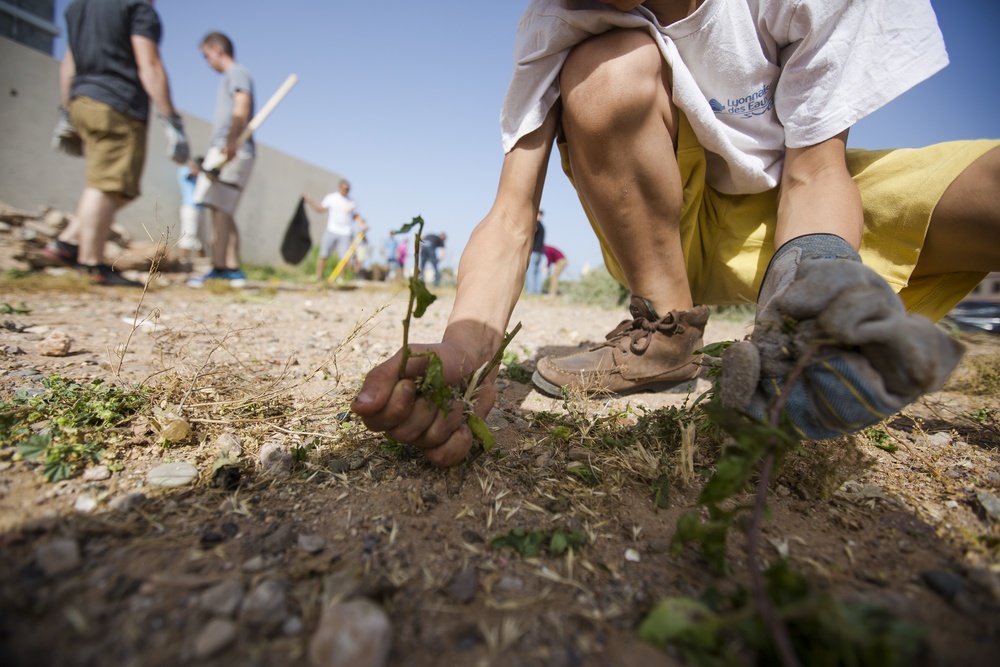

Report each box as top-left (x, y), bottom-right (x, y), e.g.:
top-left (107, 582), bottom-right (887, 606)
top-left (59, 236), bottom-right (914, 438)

top-left (560, 114), bottom-right (999, 322)
top-left (69, 96), bottom-right (147, 199)
top-left (193, 146), bottom-right (255, 217)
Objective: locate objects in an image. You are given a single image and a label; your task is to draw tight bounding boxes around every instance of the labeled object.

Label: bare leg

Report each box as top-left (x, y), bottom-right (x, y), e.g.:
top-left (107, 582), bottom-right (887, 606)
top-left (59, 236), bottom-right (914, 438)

top-left (560, 29), bottom-right (692, 314)
top-left (316, 256), bottom-right (327, 279)
top-left (912, 146), bottom-right (1000, 278)
top-left (68, 187), bottom-right (127, 266)
top-left (211, 210), bottom-right (240, 270)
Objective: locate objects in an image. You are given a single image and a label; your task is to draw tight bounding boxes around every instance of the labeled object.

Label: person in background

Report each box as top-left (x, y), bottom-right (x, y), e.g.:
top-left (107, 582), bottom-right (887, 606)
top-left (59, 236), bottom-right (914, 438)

top-left (176, 157), bottom-right (207, 271)
top-left (543, 244), bottom-right (567, 296)
top-left (48, 0), bottom-right (189, 287)
top-left (385, 230), bottom-right (401, 280)
top-left (303, 179), bottom-right (368, 281)
top-left (419, 232), bottom-right (447, 288)
top-left (187, 31), bottom-right (255, 288)
top-left (525, 210), bottom-right (546, 293)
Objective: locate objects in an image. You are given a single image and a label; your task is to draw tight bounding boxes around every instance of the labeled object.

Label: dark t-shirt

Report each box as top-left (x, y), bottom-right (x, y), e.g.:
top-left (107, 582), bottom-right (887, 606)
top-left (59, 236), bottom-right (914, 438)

top-left (532, 221), bottom-right (545, 254)
top-left (422, 235), bottom-right (445, 252)
top-left (66, 0), bottom-right (162, 122)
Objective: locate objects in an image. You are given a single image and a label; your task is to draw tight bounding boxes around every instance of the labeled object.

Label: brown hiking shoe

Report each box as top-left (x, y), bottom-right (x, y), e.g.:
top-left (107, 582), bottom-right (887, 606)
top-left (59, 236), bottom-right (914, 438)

top-left (532, 297), bottom-right (709, 397)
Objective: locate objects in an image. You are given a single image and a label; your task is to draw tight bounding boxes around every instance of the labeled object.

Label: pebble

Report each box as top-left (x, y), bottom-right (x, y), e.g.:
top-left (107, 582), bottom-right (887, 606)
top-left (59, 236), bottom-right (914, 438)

top-left (35, 538), bottom-right (81, 577)
top-left (283, 615), bottom-right (304, 636)
top-left (915, 432), bottom-right (952, 448)
top-left (242, 555), bottom-right (267, 573)
top-left (975, 489), bottom-right (1000, 522)
top-left (109, 492), bottom-right (146, 513)
top-left (259, 440), bottom-right (294, 476)
top-left (923, 570), bottom-right (965, 599)
top-left (485, 408), bottom-right (510, 430)
top-left (216, 432), bottom-right (243, 458)
top-left (193, 618), bottom-right (238, 659)
top-left (147, 462), bottom-right (199, 487)
top-left (37, 330), bottom-right (72, 357)
top-left (200, 579), bottom-right (245, 617)
top-left (308, 598), bottom-right (393, 667)
top-left (74, 495), bottom-right (98, 513)
top-left (495, 576), bottom-right (524, 592)
top-left (9, 368), bottom-right (41, 377)
top-left (241, 579), bottom-right (288, 628)
top-left (446, 565), bottom-right (478, 603)
top-left (82, 465), bottom-right (111, 482)
top-left (625, 548), bottom-right (641, 563)
top-left (298, 533), bottom-right (326, 554)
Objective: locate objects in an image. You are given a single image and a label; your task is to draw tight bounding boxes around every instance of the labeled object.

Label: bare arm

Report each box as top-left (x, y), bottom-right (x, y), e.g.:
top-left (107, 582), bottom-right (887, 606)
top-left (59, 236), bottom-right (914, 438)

top-left (131, 35), bottom-right (176, 117)
top-left (59, 48), bottom-right (76, 107)
top-left (302, 194), bottom-right (327, 213)
top-left (775, 130), bottom-right (862, 249)
top-left (225, 90), bottom-right (252, 157)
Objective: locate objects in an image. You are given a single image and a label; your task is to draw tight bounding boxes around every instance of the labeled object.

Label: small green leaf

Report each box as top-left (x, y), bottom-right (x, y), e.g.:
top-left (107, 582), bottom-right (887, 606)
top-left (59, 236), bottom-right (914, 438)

top-left (418, 353), bottom-right (453, 415)
top-left (467, 414), bottom-right (494, 451)
top-left (17, 432), bottom-right (50, 460)
top-left (652, 473), bottom-right (671, 509)
top-left (394, 215), bottom-right (424, 235)
top-left (637, 597), bottom-right (718, 647)
top-left (409, 277), bottom-right (437, 317)
top-left (695, 340), bottom-right (734, 358)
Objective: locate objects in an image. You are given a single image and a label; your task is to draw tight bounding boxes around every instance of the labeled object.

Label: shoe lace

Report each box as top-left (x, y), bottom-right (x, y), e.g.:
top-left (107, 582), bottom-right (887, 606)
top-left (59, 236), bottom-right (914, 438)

top-left (599, 312), bottom-right (686, 354)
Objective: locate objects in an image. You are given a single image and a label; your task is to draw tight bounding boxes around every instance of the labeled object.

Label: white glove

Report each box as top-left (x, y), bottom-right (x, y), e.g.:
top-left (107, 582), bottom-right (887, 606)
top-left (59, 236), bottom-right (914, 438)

top-left (159, 113), bottom-right (190, 164)
top-left (51, 107), bottom-right (83, 157)
top-left (720, 234), bottom-right (964, 440)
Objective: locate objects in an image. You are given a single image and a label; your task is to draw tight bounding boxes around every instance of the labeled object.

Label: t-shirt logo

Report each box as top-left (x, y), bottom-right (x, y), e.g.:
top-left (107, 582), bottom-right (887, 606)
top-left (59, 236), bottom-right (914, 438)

top-left (709, 84), bottom-right (774, 119)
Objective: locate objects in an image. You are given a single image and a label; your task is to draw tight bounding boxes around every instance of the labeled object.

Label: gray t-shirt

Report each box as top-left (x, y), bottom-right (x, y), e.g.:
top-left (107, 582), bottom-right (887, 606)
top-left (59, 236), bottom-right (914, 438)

top-left (210, 63), bottom-right (256, 156)
top-left (65, 0), bottom-right (162, 122)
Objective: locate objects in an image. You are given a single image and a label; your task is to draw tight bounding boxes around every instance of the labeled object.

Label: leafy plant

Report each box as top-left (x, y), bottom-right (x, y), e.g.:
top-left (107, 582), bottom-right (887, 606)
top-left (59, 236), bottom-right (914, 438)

top-left (2, 375), bottom-right (147, 481)
top-left (489, 526), bottom-right (588, 558)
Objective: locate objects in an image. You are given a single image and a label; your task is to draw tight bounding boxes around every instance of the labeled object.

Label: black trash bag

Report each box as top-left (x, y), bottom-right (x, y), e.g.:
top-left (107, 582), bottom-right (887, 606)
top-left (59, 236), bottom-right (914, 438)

top-left (281, 197), bottom-right (312, 264)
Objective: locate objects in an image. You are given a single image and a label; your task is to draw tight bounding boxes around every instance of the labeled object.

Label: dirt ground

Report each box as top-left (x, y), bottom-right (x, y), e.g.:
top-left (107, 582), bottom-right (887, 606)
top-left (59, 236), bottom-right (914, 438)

top-left (1, 272), bottom-right (999, 666)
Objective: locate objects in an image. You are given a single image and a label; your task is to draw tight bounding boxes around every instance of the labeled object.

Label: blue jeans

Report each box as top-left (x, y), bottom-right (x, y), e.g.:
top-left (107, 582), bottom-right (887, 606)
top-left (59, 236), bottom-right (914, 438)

top-left (420, 246), bottom-right (440, 286)
top-left (526, 251), bottom-right (544, 294)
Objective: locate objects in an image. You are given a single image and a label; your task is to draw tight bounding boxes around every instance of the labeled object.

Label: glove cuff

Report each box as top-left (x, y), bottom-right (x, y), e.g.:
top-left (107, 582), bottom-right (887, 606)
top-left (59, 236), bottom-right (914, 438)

top-left (758, 234), bottom-right (859, 302)
top-left (158, 112), bottom-right (185, 130)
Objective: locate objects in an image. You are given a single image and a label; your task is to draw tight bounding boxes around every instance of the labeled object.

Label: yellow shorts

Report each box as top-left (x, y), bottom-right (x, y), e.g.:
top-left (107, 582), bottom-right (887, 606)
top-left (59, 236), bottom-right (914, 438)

top-left (69, 96), bottom-right (147, 200)
top-left (560, 115), bottom-right (999, 322)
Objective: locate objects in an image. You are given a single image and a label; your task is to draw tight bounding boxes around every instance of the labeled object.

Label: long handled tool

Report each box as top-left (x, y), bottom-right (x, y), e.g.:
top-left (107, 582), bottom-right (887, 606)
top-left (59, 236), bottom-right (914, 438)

top-left (327, 232), bottom-right (366, 284)
top-left (202, 73), bottom-right (299, 176)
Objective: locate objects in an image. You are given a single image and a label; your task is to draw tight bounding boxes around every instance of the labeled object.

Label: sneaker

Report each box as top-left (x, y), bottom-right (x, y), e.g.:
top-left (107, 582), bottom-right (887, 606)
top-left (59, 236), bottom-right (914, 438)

top-left (532, 296), bottom-right (710, 396)
top-left (77, 263), bottom-right (144, 288)
top-left (187, 268), bottom-right (246, 288)
top-left (42, 240), bottom-right (79, 267)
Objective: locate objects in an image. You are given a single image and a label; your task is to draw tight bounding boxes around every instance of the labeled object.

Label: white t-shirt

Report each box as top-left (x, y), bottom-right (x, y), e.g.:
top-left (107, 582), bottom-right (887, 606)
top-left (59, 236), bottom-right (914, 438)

top-left (321, 192), bottom-right (359, 236)
top-left (500, 0), bottom-right (948, 194)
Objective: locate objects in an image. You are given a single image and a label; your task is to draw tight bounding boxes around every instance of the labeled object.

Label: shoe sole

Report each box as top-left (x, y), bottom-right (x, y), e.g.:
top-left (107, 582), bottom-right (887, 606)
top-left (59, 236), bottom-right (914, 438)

top-left (531, 369), bottom-right (700, 398)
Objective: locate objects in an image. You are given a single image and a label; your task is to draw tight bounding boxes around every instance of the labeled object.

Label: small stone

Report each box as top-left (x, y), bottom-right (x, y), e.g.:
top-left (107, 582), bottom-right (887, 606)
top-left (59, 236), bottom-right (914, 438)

top-left (975, 489), bottom-right (1000, 522)
top-left (200, 579), bottom-right (245, 617)
top-left (495, 576), bottom-right (524, 592)
top-left (916, 432), bottom-right (952, 448)
top-left (263, 524), bottom-right (295, 554)
top-left (298, 533), bottom-right (326, 554)
top-left (446, 565), bottom-right (478, 604)
top-left (83, 465), bottom-right (111, 482)
top-left (625, 548), bottom-right (641, 563)
top-left (485, 408), bottom-right (509, 430)
top-left (109, 492), bottom-right (145, 513)
top-left (283, 615), bottom-right (304, 636)
top-left (308, 598), bottom-right (393, 667)
top-left (242, 555), bottom-right (266, 573)
top-left (259, 440), bottom-right (294, 476)
top-left (193, 618), bottom-right (238, 659)
top-left (74, 495), bottom-right (98, 513)
top-left (923, 570), bottom-right (965, 599)
top-left (147, 462), bottom-right (198, 487)
top-left (241, 579), bottom-right (288, 628)
top-left (216, 432), bottom-right (243, 458)
top-left (35, 538), bottom-right (81, 577)
top-left (37, 331), bottom-right (72, 357)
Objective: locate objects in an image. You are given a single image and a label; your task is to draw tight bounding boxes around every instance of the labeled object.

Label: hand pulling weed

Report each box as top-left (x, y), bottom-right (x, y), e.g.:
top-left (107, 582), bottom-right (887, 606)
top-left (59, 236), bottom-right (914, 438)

top-left (394, 216), bottom-right (521, 459)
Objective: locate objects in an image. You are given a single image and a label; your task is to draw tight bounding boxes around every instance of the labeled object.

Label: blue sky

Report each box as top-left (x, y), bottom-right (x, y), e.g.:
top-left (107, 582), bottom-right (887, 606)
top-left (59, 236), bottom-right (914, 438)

top-left (52, 1), bottom-right (999, 278)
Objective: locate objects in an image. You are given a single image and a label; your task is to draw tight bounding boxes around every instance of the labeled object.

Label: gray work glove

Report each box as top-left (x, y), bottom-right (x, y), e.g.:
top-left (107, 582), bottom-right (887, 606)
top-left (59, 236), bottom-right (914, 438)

top-left (720, 234), bottom-right (964, 440)
top-left (51, 106), bottom-right (83, 157)
top-left (159, 112), bottom-right (190, 164)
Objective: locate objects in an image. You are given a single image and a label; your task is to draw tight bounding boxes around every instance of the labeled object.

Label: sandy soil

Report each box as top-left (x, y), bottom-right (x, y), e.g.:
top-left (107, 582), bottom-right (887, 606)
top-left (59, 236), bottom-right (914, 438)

top-left (1, 275), bottom-right (998, 666)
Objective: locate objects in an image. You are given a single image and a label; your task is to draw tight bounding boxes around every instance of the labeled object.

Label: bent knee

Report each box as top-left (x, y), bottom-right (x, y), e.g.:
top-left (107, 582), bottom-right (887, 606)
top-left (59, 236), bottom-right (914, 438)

top-left (560, 28), bottom-right (668, 133)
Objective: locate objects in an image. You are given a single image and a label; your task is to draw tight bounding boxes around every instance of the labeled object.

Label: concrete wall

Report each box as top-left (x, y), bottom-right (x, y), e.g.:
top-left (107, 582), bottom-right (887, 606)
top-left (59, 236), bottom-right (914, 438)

top-left (0, 36), bottom-right (341, 267)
